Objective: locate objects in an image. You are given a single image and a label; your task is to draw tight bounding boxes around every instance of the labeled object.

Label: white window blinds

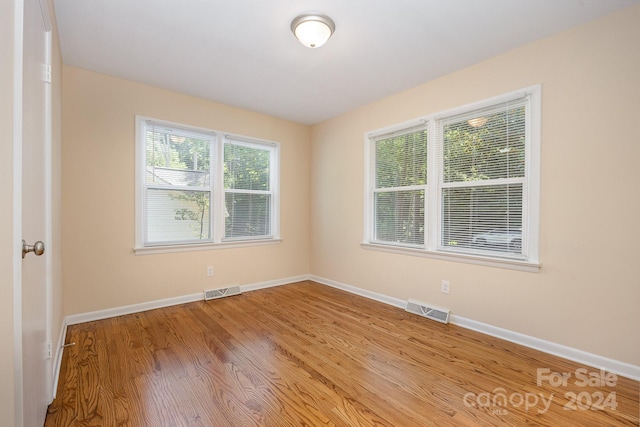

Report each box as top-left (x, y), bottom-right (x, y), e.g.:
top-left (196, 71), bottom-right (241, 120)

top-left (364, 86), bottom-right (540, 268)
top-left (372, 124), bottom-right (428, 246)
top-left (437, 97), bottom-right (528, 257)
top-left (224, 138), bottom-right (274, 240)
top-left (136, 117), bottom-right (281, 251)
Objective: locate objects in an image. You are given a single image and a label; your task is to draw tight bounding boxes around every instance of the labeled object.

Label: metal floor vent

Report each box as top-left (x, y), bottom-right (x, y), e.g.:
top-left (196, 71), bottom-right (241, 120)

top-left (204, 286), bottom-right (241, 301)
top-left (405, 299), bottom-right (450, 324)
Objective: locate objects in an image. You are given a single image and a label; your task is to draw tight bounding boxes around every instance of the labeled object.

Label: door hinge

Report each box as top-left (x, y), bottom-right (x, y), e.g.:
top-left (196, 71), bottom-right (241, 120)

top-left (45, 65), bottom-right (52, 83)
top-left (46, 340), bottom-right (52, 359)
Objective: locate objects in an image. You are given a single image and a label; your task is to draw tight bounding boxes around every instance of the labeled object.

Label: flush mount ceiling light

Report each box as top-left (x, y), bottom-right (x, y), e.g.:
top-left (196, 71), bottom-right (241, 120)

top-left (467, 117), bottom-right (488, 128)
top-left (291, 13), bottom-right (335, 48)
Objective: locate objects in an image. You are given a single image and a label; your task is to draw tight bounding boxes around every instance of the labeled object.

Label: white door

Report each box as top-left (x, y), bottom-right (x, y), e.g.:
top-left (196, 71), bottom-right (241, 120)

top-left (19, 0), bottom-right (53, 425)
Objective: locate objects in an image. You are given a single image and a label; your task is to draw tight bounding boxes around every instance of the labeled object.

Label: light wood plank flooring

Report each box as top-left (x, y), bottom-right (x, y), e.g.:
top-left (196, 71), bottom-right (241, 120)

top-left (46, 281), bottom-right (639, 426)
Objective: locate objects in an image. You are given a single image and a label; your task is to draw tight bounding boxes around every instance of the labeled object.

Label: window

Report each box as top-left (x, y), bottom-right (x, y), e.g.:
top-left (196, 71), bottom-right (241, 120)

top-left (372, 123), bottom-right (428, 246)
top-left (364, 86), bottom-right (540, 271)
top-left (135, 117), bottom-right (279, 253)
top-left (224, 137), bottom-right (275, 240)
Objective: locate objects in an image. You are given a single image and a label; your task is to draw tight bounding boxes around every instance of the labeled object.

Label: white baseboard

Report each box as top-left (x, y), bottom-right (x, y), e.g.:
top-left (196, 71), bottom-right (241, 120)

top-left (310, 275), bottom-right (640, 381)
top-left (56, 273), bottom-right (639, 387)
top-left (65, 292), bottom-right (203, 325)
top-left (451, 316), bottom-right (640, 381)
top-left (310, 275), bottom-right (406, 309)
top-left (240, 274), bottom-right (310, 293)
top-left (64, 274), bottom-right (311, 326)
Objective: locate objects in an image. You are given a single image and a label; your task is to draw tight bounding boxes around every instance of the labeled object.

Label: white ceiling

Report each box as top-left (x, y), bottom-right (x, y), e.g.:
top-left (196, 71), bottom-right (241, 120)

top-left (53, 0), bottom-right (637, 125)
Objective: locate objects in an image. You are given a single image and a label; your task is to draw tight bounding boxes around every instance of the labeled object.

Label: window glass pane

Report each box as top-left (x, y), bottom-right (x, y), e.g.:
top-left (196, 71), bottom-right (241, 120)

top-left (375, 129), bottom-right (427, 189)
top-left (225, 193), bottom-right (271, 238)
top-left (443, 105), bottom-right (525, 183)
top-left (224, 143), bottom-right (270, 191)
top-left (374, 190), bottom-right (425, 245)
top-left (145, 127), bottom-right (210, 187)
top-left (145, 189), bottom-right (211, 243)
top-left (441, 184), bottom-right (523, 254)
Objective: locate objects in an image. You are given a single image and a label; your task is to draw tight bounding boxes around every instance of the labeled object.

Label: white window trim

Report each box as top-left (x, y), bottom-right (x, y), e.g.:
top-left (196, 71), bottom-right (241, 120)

top-left (134, 116), bottom-right (281, 255)
top-left (363, 85), bottom-right (541, 272)
top-left (133, 238), bottom-right (283, 256)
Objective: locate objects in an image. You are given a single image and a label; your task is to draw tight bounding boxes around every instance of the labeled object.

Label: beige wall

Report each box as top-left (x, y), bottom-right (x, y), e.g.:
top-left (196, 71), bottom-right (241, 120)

top-left (62, 67), bottom-right (311, 315)
top-left (310, 5), bottom-right (640, 366)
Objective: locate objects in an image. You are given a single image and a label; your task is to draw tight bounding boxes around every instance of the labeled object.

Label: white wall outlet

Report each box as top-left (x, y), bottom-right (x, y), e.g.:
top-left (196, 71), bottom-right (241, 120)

top-left (207, 266), bottom-right (214, 277)
top-left (441, 280), bottom-right (450, 294)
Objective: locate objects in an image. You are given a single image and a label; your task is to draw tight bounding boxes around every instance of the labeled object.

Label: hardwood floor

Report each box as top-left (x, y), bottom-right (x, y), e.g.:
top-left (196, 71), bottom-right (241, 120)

top-left (46, 281), bottom-right (639, 426)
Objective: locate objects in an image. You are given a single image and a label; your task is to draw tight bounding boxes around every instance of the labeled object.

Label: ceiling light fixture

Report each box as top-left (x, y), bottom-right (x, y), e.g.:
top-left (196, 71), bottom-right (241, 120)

top-left (467, 117), bottom-right (488, 128)
top-left (291, 13), bottom-right (335, 48)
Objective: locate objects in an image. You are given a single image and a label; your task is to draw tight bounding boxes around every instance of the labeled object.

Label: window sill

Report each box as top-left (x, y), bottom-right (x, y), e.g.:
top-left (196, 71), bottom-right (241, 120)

top-left (361, 242), bottom-right (541, 273)
top-left (134, 238), bottom-right (282, 255)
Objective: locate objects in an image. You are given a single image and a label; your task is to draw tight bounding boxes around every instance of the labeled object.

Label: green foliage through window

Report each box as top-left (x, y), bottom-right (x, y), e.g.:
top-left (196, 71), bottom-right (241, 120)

top-left (139, 118), bottom-right (279, 247)
top-left (367, 91), bottom-right (536, 261)
top-left (224, 141), bottom-right (273, 239)
top-left (373, 128), bottom-right (427, 245)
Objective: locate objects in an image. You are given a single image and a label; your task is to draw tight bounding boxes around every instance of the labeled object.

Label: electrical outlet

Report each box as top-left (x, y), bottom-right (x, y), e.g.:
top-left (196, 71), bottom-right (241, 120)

top-left (207, 266), bottom-right (214, 277)
top-left (441, 280), bottom-right (450, 294)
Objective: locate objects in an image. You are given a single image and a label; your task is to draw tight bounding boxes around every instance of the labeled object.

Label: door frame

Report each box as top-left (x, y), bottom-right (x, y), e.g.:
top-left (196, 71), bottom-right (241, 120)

top-left (43, 0), bottom-right (54, 404)
top-left (12, 0), bottom-right (54, 424)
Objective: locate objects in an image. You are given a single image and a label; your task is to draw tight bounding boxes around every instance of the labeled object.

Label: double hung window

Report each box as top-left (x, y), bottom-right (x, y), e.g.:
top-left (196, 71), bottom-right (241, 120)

top-left (365, 86), bottom-right (540, 271)
top-left (136, 117), bottom-right (279, 252)
top-left (372, 123), bottom-right (428, 247)
top-left (224, 137), bottom-right (275, 240)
